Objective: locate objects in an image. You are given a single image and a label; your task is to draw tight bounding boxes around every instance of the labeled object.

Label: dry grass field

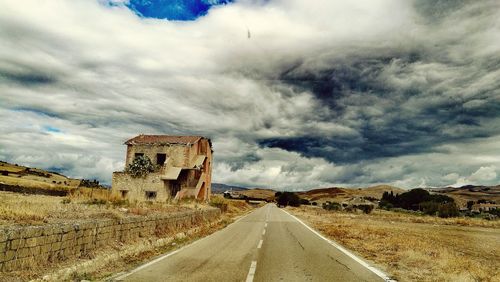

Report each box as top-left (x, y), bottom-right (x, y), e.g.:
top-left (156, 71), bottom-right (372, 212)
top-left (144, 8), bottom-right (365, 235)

top-left (0, 192), bottom-right (254, 281)
top-left (0, 190), bottom-right (194, 226)
top-left (297, 185), bottom-right (405, 204)
top-left (240, 188), bottom-right (276, 200)
top-left (0, 161), bottom-right (80, 192)
top-left (289, 206), bottom-right (500, 282)
top-left (428, 186), bottom-right (500, 207)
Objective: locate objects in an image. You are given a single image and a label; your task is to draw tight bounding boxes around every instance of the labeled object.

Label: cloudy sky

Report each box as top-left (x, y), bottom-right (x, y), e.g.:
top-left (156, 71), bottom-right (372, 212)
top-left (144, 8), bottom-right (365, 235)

top-left (1, 0), bottom-right (499, 190)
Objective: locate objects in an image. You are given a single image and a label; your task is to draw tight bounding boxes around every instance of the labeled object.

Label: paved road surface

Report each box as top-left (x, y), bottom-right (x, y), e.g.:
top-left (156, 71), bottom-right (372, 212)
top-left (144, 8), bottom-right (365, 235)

top-left (116, 204), bottom-right (388, 282)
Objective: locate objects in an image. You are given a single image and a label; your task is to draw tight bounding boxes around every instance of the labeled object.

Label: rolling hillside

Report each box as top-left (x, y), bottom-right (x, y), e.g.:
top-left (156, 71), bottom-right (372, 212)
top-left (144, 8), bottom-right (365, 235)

top-left (426, 185), bottom-right (500, 206)
top-left (296, 184), bottom-right (499, 206)
top-left (0, 161), bottom-right (81, 194)
top-left (240, 188), bottom-right (276, 201)
top-left (211, 183), bottom-right (248, 194)
top-left (297, 185), bottom-right (405, 203)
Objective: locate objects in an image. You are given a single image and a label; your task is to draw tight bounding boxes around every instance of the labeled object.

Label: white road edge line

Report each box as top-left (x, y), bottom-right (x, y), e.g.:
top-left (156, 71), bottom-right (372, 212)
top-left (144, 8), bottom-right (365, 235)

top-left (245, 260), bottom-right (257, 282)
top-left (280, 208), bottom-right (396, 282)
top-left (257, 239), bottom-right (263, 249)
top-left (113, 207), bottom-right (259, 281)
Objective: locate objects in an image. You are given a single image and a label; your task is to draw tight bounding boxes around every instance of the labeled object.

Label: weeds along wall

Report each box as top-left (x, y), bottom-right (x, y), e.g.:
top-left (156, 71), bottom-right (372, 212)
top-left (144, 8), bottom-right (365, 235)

top-left (0, 208), bottom-right (220, 272)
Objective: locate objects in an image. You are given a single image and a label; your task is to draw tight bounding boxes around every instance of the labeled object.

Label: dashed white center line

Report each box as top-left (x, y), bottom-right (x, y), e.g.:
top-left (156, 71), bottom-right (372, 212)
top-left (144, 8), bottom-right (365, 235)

top-left (264, 223), bottom-right (268, 227)
top-left (257, 239), bottom-right (263, 249)
top-left (262, 229), bottom-right (266, 235)
top-left (245, 261), bottom-right (257, 282)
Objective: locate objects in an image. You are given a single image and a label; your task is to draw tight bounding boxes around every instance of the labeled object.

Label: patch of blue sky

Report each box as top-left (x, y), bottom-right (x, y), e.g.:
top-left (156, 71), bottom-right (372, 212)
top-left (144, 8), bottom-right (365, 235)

top-left (44, 125), bottom-right (62, 133)
top-left (125, 0), bottom-right (234, 21)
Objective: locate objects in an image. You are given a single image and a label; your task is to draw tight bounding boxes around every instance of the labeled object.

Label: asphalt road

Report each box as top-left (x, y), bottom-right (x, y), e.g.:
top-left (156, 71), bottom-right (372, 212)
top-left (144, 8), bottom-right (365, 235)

top-left (116, 204), bottom-right (388, 282)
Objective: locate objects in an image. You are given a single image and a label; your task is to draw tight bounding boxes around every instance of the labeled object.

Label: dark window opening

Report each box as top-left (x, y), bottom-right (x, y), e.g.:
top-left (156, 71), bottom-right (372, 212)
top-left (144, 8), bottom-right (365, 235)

top-left (171, 182), bottom-right (181, 197)
top-left (120, 190), bottom-right (128, 198)
top-left (156, 153), bottom-right (167, 165)
top-left (134, 153), bottom-right (144, 159)
top-left (145, 191), bottom-right (157, 200)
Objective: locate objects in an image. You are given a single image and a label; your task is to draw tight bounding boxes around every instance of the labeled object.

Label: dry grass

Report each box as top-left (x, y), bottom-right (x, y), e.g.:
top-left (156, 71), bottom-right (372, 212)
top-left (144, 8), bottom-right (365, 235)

top-left (289, 206), bottom-right (500, 282)
top-left (0, 161), bottom-right (80, 191)
top-left (209, 195), bottom-right (255, 218)
top-left (0, 191), bottom-right (121, 226)
top-left (0, 191), bottom-right (193, 226)
top-left (240, 188), bottom-right (276, 200)
top-left (0, 175), bottom-right (76, 191)
top-left (298, 185), bottom-right (405, 202)
top-left (0, 191), bottom-right (250, 227)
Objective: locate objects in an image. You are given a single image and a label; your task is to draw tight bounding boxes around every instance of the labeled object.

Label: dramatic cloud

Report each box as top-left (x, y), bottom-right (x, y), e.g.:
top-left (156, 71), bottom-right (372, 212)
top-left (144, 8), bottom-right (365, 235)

top-left (0, 0), bottom-right (499, 189)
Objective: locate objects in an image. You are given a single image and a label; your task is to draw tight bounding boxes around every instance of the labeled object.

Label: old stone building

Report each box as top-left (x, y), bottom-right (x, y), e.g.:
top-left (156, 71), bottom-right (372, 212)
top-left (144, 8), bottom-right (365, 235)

top-left (112, 135), bottom-right (213, 202)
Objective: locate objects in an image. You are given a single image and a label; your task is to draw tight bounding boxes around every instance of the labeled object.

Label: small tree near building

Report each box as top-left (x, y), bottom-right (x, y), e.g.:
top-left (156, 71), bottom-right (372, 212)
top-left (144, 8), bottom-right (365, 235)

top-left (126, 155), bottom-right (157, 178)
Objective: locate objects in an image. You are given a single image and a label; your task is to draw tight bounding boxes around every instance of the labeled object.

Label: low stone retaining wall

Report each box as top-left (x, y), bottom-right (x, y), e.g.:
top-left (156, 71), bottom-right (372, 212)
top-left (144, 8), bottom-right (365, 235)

top-left (0, 208), bottom-right (220, 272)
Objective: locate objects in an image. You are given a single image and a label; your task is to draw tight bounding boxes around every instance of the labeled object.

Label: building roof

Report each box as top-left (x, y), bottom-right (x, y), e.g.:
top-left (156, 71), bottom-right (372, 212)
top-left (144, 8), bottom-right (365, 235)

top-left (124, 135), bottom-right (203, 145)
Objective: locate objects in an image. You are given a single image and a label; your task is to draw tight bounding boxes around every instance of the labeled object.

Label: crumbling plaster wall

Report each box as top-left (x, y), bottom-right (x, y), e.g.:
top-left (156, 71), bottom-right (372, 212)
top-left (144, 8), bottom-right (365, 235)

top-left (112, 172), bottom-right (169, 201)
top-left (126, 144), bottom-right (188, 168)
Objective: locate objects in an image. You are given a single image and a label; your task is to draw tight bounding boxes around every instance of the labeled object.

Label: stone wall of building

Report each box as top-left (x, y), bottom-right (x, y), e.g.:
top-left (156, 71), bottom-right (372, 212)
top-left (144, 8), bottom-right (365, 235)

top-left (117, 137), bottom-right (213, 202)
top-left (125, 144), bottom-right (188, 167)
top-left (112, 172), bottom-right (169, 201)
top-left (0, 208), bottom-right (220, 272)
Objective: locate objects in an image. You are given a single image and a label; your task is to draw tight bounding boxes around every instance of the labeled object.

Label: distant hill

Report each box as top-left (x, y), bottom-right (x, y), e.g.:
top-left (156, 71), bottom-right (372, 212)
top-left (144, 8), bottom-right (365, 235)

top-left (297, 185), bottom-right (405, 203)
top-left (296, 184), bottom-right (499, 206)
top-left (353, 185), bottom-right (406, 198)
top-left (240, 188), bottom-right (276, 201)
top-left (0, 160), bottom-right (107, 196)
top-left (0, 160), bottom-right (81, 195)
top-left (211, 183), bottom-right (248, 194)
top-left (425, 185), bottom-right (500, 206)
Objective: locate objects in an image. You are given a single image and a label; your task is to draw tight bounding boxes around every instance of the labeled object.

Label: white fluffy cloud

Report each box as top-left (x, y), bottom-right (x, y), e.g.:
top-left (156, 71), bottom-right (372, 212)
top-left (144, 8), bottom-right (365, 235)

top-left (452, 166), bottom-right (498, 187)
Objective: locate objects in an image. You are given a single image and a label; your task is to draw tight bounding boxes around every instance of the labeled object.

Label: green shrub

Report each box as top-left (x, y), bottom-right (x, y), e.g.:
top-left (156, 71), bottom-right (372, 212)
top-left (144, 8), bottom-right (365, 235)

top-left (126, 155), bottom-right (158, 178)
top-left (323, 201), bottom-right (341, 211)
top-left (421, 201), bottom-right (439, 215)
top-left (355, 204), bottom-right (374, 214)
top-left (276, 192), bottom-right (301, 207)
top-left (487, 209), bottom-right (500, 217)
top-left (438, 202), bottom-right (459, 218)
top-left (300, 198), bottom-right (311, 205)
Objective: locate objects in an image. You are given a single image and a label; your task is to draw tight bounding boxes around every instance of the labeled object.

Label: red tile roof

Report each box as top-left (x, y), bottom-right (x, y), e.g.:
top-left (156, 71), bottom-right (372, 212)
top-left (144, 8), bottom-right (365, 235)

top-left (124, 135), bottom-right (203, 145)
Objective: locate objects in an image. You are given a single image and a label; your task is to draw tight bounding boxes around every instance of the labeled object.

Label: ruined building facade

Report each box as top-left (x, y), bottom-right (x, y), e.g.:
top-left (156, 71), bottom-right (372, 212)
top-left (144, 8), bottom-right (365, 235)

top-left (112, 135), bottom-right (213, 202)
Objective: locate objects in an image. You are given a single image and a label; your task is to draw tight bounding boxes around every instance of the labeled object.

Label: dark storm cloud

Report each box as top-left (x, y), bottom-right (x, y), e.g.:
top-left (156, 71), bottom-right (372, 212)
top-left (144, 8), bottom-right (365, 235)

top-left (258, 35), bottom-right (500, 164)
top-left (0, 70), bottom-right (57, 85)
top-left (414, 0), bottom-right (473, 23)
top-left (223, 152), bottom-right (262, 171)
